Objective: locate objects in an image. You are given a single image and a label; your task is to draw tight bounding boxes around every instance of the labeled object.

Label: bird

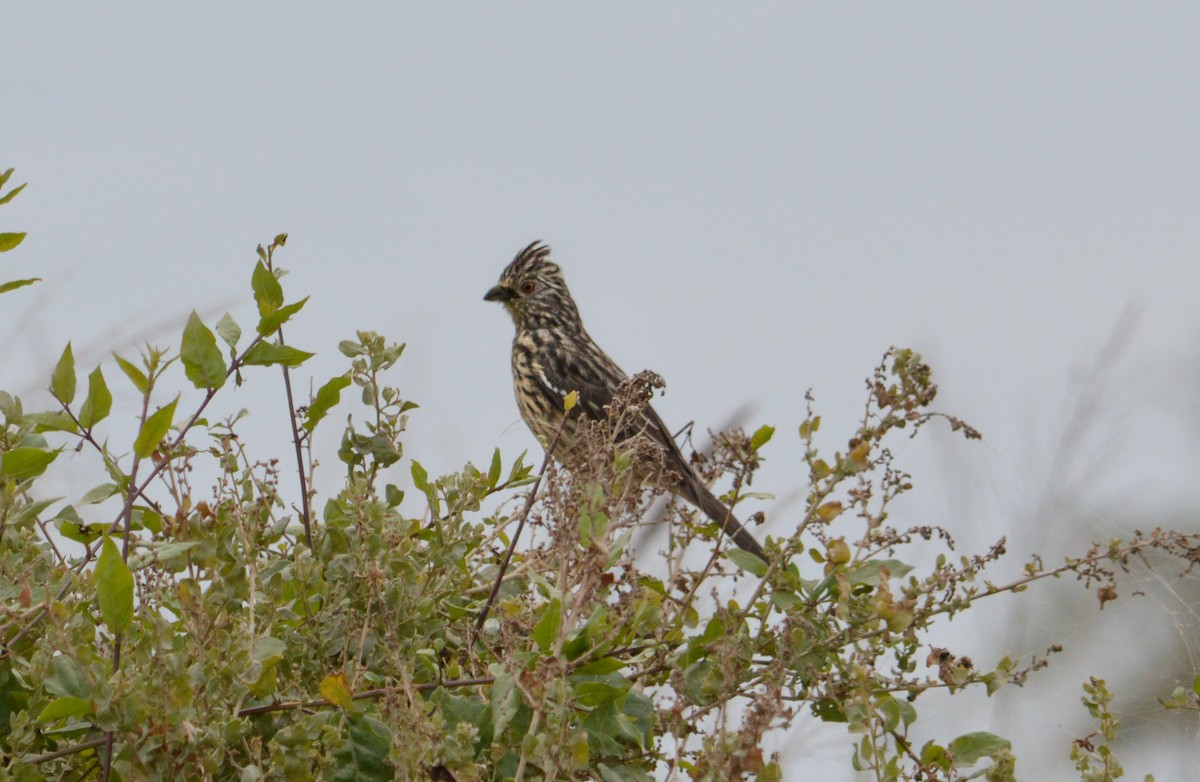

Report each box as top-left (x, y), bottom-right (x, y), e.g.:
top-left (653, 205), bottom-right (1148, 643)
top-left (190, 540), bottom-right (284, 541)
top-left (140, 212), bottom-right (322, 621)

top-left (484, 240), bottom-right (767, 562)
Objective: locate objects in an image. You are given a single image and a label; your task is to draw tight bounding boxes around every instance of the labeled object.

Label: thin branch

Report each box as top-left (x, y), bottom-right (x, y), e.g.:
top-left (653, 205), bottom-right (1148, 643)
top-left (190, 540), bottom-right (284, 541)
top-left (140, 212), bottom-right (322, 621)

top-left (274, 326), bottom-right (313, 550)
top-left (260, 241), bottom-right (313, 550)
top-left (120, 388), bottom-right (152, 563)
top-left (99, 732), bottom-right (116, 781)
top-left (101, 370), bottom-right (153, 782)
top-left (34, 517), bottom-right (68, 567)
top-left (235, 676), bottom-right (496, 717)
top-left (25, 736), bottom-right (108, 764)
top-left (889, 729), bottom-right (927, 774)
top-left (472, 410), bottom-right (571, 645)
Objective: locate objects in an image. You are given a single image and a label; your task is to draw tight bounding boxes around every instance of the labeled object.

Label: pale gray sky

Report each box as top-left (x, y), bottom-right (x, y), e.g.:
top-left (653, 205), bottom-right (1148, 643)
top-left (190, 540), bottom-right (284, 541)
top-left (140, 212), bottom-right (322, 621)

top-left (4, 5), bottom-right (1199, 778)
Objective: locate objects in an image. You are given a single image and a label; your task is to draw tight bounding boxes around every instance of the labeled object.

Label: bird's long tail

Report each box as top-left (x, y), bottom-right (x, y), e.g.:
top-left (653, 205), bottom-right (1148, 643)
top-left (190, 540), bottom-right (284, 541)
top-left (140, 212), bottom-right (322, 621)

top-left (683, 480), bottom-right (768, 562)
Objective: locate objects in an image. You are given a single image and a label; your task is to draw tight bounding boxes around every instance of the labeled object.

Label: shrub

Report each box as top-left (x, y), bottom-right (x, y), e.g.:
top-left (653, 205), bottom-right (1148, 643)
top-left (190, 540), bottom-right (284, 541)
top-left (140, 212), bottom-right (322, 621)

top-left (2, 193), bottom-right (1196, 780)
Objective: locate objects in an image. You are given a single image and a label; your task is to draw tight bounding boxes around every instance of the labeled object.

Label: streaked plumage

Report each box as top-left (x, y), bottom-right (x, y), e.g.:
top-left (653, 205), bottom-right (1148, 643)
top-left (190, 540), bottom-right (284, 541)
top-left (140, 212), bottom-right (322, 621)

top-left (485, 241), bottom-right (766, 561)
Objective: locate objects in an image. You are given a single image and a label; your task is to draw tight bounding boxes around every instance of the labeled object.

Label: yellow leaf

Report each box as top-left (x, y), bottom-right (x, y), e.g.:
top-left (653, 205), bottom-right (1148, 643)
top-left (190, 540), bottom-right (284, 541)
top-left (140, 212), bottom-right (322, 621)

top-left (563, 389), bottom-right (579, 412)
top-left (848, 441), bottom-right (871, 470)
top-left (571, 731), bottom-right (589, 765)
top-left (815, 502), bottom-right (844, 522)
top-left (827, 538), bottom-right (851, 565)
top-left (319, 672), bottom-right (353, 710)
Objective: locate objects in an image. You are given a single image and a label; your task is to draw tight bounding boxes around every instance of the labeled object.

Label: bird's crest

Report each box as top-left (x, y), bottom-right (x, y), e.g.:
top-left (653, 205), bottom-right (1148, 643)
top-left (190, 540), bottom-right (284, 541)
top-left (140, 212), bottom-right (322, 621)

top-left (502, 240), bottom-right (556, 281)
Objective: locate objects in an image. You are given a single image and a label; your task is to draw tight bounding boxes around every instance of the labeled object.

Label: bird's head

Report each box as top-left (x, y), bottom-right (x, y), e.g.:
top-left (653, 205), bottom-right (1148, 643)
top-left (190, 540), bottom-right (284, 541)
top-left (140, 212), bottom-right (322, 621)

top-left (484, 241), bottom-right (582, 329)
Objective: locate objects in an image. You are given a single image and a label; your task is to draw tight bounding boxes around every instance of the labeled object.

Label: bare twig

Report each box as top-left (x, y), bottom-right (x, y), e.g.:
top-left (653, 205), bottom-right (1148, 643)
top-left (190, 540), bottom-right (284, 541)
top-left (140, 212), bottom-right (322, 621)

top-left (234, 676), bottom-right (496, 718)
top-left (262, 241), bottom-right (314, 551)
top-left (100, 368), bottom-right (155, 782)
top-left (273, 330), bottom-right (313, 550)
top-left (24, 736), bottom-right (108, 764)
top-left (99, 732), bottom-right (116, 781)
top-left (472, 411), bottom-right (571, 645)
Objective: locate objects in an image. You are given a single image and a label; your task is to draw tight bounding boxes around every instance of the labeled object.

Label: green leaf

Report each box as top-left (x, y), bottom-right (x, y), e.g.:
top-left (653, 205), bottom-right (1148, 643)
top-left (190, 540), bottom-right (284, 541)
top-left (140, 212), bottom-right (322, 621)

top-left (487, 448), bottom-right (502, 488)
top-left (134, 505), bottom-right (162, 534)
top-left (0, 447), bottom-right (60, 482)
top-left (253, 637), bottom-right (287, 661)
top-left (96, 536), bottom-right (134, 633)
top-left (248, 656), bottom-right (282, 699)
top-left (507, 451), bottom-right (533, 486)
top-left (749, 424), bottom-right (775, 452)
top-left (429, 688), bottom-right (487, 733)
top-left (769, 590), bottom-right (803, 610)
top-left (580, 686), bottom-right (651, 757)
top-left (811, 697), bottom-right (847, 723)
top-left (78, 366), bottom-right (113, 429)
top-left (252, 260), bottom-right (284, 317)
top-left (50, 343), bottom-right (76, 404)
top-left (531, 598), bottom-right (562, 653)
top-left (38, 696), bottom-right (92, 722)
top-left (330, 714), bottom-right (395, 782)
top-left (257, 296), bottom-right (309, 336)
top-left (0, 277), bottom-right (41, 294)
top-left (215, 312), bottom-right (241, 349)
top-left (489, 667), bottom-right (519, 737)
top-left (0, 169), bottom-right (11, 189)
top-left (845, 559), bottom-right (913, 587)
top-left (0, 232), bottom-right (26, 252)
top-left (59, 524), bottom-right (102, 544)
top-left (411, 460), bottom-right (430, 493)
top-left (303, 374), bottom-right (351, 433)
top-left (180, 311), bottom-right (227, 390)
top-left (598, 764), bottom-right (654, 782)
top-left (726, 547), bottom-right (769, 576)
top-left (244, 637), bottom-right (288, 699)
top-left (45, 656), bottom-right (92, 699)
top-left (572, 658), bottom-right (626, 676)
top-left (948, 732), bottom-right (1011, 767)
top-left (57, 506), bottom-right (102, 544)
top-left (241, 341), bottom-right (314, 368)
top-left (113, 353), bottom-right (150, 395)
top-left (128, 541), bottom-right (200, 570)
top-left (0, 181), bottom-right (26, 206)
top-left (562, 608), bottom-right (609, 661)
top-left (133, 396), bottom-right (178, 459)
top-left (877, 695), bottom-right (913, 732)
top-left (79, 483), bottom-right (119, 505)
top-left (9, 497), bottom-right (61, 528)
top-left (753, 763), bottom-right (783, 782)
top-left (920, 741), bottom-right (950, 768)
top-left (894, 698), bottom-right (918, 728)
top-left (574, 676), bottom-right (630, 708)
top-left (682, 660), bottom-right (724, 706)
top-left (25, 411), bottom-right (78, 433)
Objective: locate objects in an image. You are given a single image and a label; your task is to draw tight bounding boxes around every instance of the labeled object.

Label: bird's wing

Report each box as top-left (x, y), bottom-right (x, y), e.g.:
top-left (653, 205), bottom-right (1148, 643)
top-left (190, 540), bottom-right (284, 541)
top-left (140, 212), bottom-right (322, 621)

top-left (536, 349), bottom-right (689, 464)
top-left (533, 351), bottom-right (618, 423)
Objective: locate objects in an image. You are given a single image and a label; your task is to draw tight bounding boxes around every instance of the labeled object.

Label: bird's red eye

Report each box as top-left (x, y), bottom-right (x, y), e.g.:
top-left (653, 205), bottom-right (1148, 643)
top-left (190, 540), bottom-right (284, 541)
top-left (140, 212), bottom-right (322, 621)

top-left (521, 280), bottom-right (536, 295)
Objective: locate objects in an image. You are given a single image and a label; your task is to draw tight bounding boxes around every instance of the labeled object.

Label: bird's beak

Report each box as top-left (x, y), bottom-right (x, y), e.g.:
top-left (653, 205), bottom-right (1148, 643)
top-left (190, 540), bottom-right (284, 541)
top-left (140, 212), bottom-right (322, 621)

top-left (484, 284), bottom-right (516, 303)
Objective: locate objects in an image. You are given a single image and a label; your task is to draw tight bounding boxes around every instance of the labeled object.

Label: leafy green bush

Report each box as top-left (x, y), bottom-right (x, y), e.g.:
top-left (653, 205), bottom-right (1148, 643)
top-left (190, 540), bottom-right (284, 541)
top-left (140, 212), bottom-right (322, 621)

top-left (1, 185), bottom-right (1196, 780)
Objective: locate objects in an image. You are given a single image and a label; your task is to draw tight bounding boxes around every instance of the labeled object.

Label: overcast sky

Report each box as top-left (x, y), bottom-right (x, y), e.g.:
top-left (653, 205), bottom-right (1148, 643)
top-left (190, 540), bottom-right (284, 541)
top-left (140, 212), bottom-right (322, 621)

top-left (4, 5), bottom-right (1199, 778)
